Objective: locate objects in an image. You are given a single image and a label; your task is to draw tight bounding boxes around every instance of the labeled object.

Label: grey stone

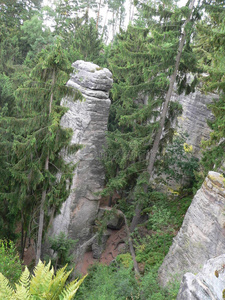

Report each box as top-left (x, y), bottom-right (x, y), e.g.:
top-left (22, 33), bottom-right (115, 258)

top-left (97, 207), bottom-right (125, 230)
top-left (92, 231), bottom-right (111, 259)
top-left (47, 60), bottom-right (112, 261)
top-left (158, 172), bottom-right (225, 287)
top-left (172, 89), bottom-right (216, 157)
top-left (177, 254), bottom-right (225, 300)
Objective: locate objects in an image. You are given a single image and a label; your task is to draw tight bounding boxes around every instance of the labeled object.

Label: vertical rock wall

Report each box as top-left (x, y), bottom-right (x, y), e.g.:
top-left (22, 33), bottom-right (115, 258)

top-left (172, 90), bottom-right (215, 157)
top-left (48, 61), bottom-right (112, 259)
top-left (158, 171), bottom-right (225, 287)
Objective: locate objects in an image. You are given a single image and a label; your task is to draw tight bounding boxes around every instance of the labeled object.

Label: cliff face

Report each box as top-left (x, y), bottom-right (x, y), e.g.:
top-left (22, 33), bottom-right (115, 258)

top-left (172, 89), bottom-right (215, 157)
top-left (48, 60), bottom-right (112, 258)
top-left (158, 171), bottom-right (225, 287)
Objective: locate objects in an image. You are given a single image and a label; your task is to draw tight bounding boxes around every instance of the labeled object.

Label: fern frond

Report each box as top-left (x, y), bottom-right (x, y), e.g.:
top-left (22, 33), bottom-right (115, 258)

top-left (48, 265), bottom-right (72, 299)
top-left (14, 283), bottom-right (30, 300)
top-left (30, 260), bottom-right (54, 297)
top-left (0, 272), bottom-right (14, 299)
top-left (19, 266), bottom-right (30, 290)
top-left (59, 274), bottom-right (87, 300)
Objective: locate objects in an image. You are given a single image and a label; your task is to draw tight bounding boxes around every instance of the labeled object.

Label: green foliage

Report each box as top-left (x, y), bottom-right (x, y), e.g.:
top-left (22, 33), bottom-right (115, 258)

top-left (77, 263), bottom-right (138, 300)
top-left (21, 15), bottom-right (54, 67)
top-left (46, 232), bottom-right (77, 271)
top-left (115, 253), bottom-right (133, 268)
top-left (196, 0), bottom-right (225, 177)
top-left (77, 260), bottom-right (179, 300)
top-left (138, 265), bottom-right (179, 300)
top-left (146, 205), bottom-right (173, 231)
top-left (156, 133), bottom-right (199, 186)
top-left (102, 0), bottom-right (199, 213)
top-left (0, 40), bottom-right (79, 258)
top-left (0, 260), bottom-right (86, 299)
top-left (0, 240), bottom-right (23, 286)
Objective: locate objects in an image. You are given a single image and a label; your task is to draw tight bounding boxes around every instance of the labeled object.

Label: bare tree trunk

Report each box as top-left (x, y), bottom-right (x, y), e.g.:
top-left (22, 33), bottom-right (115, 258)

top-left (130, 0), bottom-right (196, 232)
top-left (96, 0), bottom-right (102, 30)
top-left (122, 212), bottom-right (140, 276)
top-left (129, 0), bottom-right (134, 23)
top-left (36, 189), bottom-right (47, 264)
top-left (35, 68), bottom-right (56, 265)
top-left (147, 0), bottom-right (195, 180)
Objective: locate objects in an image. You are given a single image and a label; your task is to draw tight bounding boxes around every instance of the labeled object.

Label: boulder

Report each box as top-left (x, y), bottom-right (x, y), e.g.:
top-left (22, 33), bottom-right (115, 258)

top-left (97, 207), bottom-right (125, 230)
top-left (158, 171), bottom-right (225, 287)
top-left (92, 231), bottom-right (111, 259)
top-left (177, 254), bottom-right (225, 300)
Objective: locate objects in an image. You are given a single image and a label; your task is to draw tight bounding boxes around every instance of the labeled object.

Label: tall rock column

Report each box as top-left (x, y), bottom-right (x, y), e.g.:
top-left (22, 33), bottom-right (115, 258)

top-left (48, 60), bottom-right (113, 258)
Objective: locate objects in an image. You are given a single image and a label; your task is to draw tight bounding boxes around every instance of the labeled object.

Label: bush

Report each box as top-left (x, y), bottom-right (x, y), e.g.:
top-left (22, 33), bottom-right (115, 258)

top-left (77, 263), bottom-right (138, 300)
top-left (0, 240), bottom-right (23, 285)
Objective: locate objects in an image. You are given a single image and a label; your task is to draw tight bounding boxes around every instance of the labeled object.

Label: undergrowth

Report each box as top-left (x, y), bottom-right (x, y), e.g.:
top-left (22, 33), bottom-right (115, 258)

top-left (76, 191), bottom-right (192, 300)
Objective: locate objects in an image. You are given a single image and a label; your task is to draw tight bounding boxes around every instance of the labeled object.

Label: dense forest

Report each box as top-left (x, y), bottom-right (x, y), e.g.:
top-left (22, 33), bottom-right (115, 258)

top-left (0, 0), bottom-right (224, 298)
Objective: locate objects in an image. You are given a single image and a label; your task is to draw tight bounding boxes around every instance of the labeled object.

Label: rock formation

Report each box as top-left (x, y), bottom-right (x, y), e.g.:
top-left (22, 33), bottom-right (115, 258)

top-left (158, 171), bottom-right (225, 287)
top-left (177, 254), bottom-right (225, 300)
top-left (48, 60), bottom-right (113, 260)
top-left (172, 90), bottom-right (215, 157)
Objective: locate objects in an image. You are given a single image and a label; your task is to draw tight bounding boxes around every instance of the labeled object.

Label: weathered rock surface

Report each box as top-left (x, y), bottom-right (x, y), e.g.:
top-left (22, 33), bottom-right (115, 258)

top-left (91, 207), bottom-right (125, 259)
top-left (177, 254), bottom-right (225, 300)
top-left (158, 171), bottom-right (225, 287)
top-left (97, 207), bottom-right (125, 230)
top-left (172, 90), bottom-right (215, 157)
top-left (48, 60), bottom-right (113, 260)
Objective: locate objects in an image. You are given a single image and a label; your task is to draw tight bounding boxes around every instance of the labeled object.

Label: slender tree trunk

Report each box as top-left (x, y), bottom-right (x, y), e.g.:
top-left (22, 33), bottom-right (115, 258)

top-left (35, 68), bottom-right (56, 265)
top-left (147, 0), bottom-right (195, 179)
top-left (20, 220), bottom-right (24, 260)
top-left (130, 0), bottom-right (196, 232)
top-left (96, 0), bottom-right (102, 30)
top-left (122, 211), bottom-right (140, 276)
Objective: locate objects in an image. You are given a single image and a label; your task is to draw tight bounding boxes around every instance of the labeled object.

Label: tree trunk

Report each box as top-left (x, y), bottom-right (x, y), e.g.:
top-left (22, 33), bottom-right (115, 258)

top-left (130, 0), bottom-right (196, 231)
top-left (35, 165), bottom-right (48, 265)
top-left (96, 0), bottom-right (102, 30)
top-left (122, 211), bottom-right (140, 277)
top-left (146, 0), bottom-right (195, 180)
top-left (35, 68), bottom-right (56, 265)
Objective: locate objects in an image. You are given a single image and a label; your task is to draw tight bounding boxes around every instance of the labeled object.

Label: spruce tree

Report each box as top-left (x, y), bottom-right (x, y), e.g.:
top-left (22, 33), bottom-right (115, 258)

top-left (196, 0), bottom-right (225, 175)
top-left (103, 0), bottom-right (199, 231)
top-left (1, 41), bottom-right (80, 261)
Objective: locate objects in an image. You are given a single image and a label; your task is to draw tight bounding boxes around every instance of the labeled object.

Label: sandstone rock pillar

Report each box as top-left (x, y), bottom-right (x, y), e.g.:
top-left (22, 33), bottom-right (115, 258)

top-left (48, 60), bottom-right (112, 259)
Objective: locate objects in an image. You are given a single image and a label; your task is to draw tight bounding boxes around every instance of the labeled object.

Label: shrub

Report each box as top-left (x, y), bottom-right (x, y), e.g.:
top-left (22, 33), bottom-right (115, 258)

top-left (0, 240), bottom-right (23, 285)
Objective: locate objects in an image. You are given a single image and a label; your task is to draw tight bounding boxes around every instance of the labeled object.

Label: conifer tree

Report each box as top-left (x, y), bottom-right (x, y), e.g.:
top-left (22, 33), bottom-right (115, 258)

top-left (0, 41), bottom-right (80, 261)
top-left (196, 0), bottom-right (225, 175)
top-left (103, 0), bottom-right (199, 231)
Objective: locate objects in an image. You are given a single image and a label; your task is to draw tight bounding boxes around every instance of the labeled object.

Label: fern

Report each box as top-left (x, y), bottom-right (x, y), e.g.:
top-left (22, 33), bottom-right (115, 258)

top-left (48, 265), bottom-right (72, 299)
top-left (30, 260), bottom-right (54, 297)
top-left (14, 284), bottom-right (30, 300)
top-left (59, 275), bottom-right (87, 300)
top-left (19, 266), bottom-right (30, 291)
top-left (0, 260), bottom-right (86, 299)
top-left (0, 273), bottom-right (15, 299)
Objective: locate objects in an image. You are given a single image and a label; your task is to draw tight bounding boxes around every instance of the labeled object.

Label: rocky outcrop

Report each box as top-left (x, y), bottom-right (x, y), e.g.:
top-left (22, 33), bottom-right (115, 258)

top-left (177, 254), bottom-right (225, 300)
top-left (172, 90), bottom-right (215, 157)
top-left (158, 171), bottom-right (225, 287)
top-left (48, 60), bottom-right (113, 260)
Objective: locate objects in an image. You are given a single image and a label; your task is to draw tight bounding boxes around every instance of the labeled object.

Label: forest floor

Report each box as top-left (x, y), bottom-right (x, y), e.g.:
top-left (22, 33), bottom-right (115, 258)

top-left (76, 226), bottom-right (127, 275)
